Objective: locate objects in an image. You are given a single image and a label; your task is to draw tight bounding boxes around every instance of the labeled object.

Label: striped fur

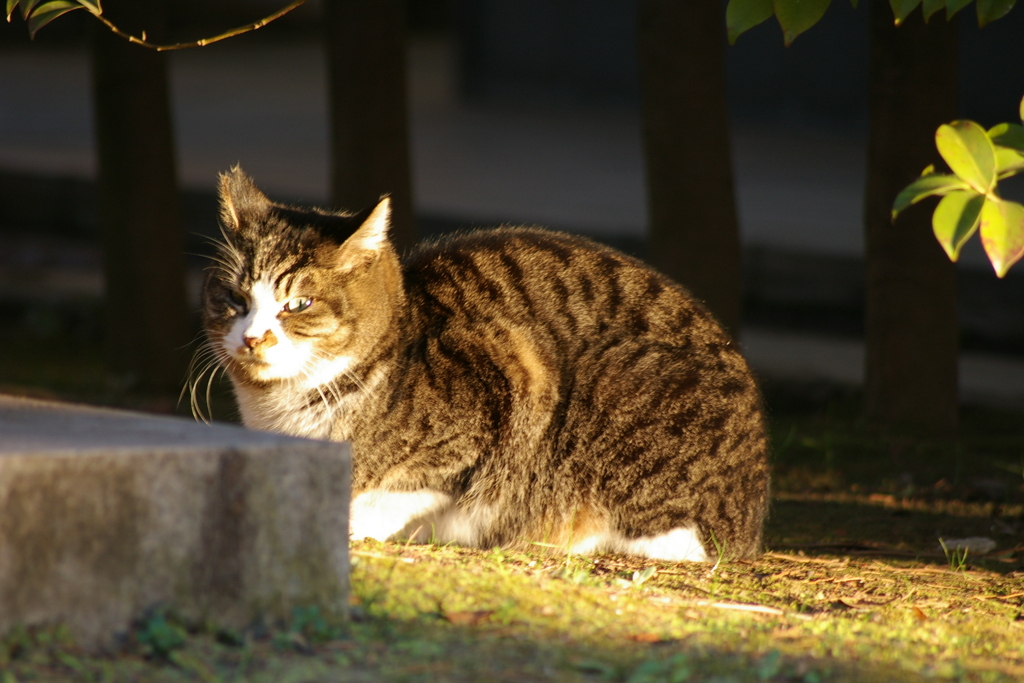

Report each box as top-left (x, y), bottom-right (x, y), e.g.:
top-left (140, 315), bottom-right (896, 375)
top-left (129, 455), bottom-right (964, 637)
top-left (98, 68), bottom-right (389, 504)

top-left (200, 168), bottom-right (770, 561)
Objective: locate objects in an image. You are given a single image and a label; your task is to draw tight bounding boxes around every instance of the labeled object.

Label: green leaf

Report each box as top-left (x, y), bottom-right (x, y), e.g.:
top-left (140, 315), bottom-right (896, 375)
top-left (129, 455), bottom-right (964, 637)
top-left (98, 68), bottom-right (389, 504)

top-left (890, 0), bottom-right (922, 24)
top-left (995, 147), bottom-right (1024, 176)
top-left (892, 172), bottom-right (970, 219)
top-left (936, 120), bottom-right (997, 193)
top-left (979, 198), bottom-right (1024, 277)
top-left (6, 0), bottom-right (18, 22)
top-left (26, 0), bottom-right (82, 38)
top-left (988, 122), bottom-right (1024, 151)
top-left (77, 0), bottom-right (99, 14)
top-left (976, 0), bottom-right (1016, 26)
top-left (727, 0), bottom-right (775, 44)
top-left (946, 0), bottom-right (973, 19)
top-left (18, 0), bottom-right (43, 20)
top-left (922, 0), bottom-right (945, 20)
top-left (932, 190), bottom-right (984, 261)
top-left (775, 0), bottom-right (832, 46)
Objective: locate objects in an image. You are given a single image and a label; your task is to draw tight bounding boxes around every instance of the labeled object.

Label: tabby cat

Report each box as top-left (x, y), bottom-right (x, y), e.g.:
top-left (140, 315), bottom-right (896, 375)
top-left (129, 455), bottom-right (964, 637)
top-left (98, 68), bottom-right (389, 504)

top-left (199, 167), bottom-right (769, 561)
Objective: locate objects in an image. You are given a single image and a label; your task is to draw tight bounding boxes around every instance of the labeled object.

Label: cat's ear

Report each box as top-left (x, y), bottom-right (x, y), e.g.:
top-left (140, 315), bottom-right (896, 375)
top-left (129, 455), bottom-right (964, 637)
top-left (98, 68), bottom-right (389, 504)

top-left (334, 197), bottom-right (392, 271)
top-left (218, 166), bottom-right (271, 232)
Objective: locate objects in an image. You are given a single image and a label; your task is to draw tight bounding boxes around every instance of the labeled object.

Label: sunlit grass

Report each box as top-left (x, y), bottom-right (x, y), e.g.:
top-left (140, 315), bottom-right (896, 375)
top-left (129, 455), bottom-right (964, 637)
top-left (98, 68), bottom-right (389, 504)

top-left (1, 335), bottom-right (1022, 681)
top-left (3, 528), bottom-right (1021, 682)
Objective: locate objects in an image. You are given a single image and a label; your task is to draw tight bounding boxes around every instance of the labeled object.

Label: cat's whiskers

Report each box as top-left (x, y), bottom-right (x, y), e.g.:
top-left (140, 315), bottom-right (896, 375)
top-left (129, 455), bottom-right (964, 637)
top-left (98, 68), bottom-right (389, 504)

top-left (274, 349), bottom-right (390, 441)
top-left (203, 234), bottom-right (245, 278)
top-left (206, 260), bottom-right (240, 280)
top-left (209, 233), bottom-right (243, 263)
top-left (309, 371), bottom-right (345, 408)
top-left (206, 234), bottom-right (233, 254)
top-left (205, 363), bottom-right (227, 422)
top-left (182, 337), bottom-right (217, 418)
top-left (299, 353), bottom-right (347, 412)
top-left (185, 345), bottom-right (224, 423)
top-left (187, 363), bottom-right (213, 422)
top-left (343, 368), bottom-right (378, 402)
top-left (311, 384), bottom-right (335, 424)
top-left (308, 349), bottom-right (380, 403)
top-left (184, 328), bottom-right (239, 424)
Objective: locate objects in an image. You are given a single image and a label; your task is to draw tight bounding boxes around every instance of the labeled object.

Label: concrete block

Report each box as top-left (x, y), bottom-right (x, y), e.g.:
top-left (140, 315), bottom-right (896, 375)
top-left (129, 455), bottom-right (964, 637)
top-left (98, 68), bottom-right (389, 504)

top-left (0, 395), bottom-right (350, 649)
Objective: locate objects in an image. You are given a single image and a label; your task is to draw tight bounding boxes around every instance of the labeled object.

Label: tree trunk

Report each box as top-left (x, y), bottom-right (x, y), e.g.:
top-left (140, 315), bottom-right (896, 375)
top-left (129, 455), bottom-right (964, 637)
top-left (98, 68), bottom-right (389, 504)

top-left (636, 0), bottom-right (743, 335)
top-left (91, 0), bottom-right (191, 393)
top-left (864, 0), bottom-right (959, 433)
top-left (323, 0), bottom-right (416, 253)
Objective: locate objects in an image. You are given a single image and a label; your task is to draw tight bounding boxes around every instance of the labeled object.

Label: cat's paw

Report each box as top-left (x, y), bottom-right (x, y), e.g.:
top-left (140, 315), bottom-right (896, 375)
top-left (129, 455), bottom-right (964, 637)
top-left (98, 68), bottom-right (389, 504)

top-left (570, 526), bottom-right (708, 562)
top-left (349, 489), bottom-right (452, 542)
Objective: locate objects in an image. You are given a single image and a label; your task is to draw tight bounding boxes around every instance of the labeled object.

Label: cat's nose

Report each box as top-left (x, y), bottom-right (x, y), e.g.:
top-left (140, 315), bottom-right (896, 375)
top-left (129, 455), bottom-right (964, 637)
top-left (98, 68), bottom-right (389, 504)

top-left (242, 329), bottom-right (278, 350)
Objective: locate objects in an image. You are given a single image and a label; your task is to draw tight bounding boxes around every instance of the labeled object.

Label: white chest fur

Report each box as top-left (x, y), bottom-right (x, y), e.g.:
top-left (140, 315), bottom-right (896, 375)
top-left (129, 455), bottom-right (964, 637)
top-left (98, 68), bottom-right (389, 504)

top-left (233, 383), bottom-right (336, 440)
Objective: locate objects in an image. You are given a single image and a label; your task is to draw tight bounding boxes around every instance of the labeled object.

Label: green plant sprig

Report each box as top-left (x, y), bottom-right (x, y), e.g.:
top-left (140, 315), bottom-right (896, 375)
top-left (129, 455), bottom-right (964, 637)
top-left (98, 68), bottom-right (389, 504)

top-left (938, 537), bottom-right (970, 573)
top-left (892, 94), bottom-right (1024, 277)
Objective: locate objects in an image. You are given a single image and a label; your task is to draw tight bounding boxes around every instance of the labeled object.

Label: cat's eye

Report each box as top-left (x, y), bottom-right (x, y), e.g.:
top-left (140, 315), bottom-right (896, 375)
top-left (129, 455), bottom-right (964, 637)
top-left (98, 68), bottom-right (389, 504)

top-left (225, 288), bottom-right (248, 310)
top-left (283, 297), bottom-right (312, 314)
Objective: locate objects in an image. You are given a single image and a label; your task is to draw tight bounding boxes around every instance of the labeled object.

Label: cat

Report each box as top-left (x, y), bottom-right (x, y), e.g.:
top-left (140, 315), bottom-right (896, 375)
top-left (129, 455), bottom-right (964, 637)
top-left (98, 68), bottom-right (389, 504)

top-left (198, 167), bottom-right (770, 562)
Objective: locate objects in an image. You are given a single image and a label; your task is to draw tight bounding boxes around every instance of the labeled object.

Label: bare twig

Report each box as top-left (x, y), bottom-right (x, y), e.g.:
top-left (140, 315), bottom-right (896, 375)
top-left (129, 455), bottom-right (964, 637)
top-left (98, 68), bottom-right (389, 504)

top-left (693, 600), bottom-right (789, 616)
top-left (762, 552), bottom-right (849, 565)
top-left (89, 0), bottom-right (306, 51)
top-left (972, 591), bottom-right (1024, 601)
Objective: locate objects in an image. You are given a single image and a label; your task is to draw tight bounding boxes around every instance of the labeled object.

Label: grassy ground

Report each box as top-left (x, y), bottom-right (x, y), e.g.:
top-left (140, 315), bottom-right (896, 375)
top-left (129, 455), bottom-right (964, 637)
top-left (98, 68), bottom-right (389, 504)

top-left (1, 330), bottom-right (1023, 681)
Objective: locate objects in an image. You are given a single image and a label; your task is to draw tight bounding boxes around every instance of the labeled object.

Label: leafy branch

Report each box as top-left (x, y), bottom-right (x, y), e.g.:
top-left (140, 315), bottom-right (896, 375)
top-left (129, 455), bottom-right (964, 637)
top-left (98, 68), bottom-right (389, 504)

top-left (725, 0), bottom-right (1024, 276)
top-left (725, 0), bottom-right (1016, 46)
top-left (6, 0), bottom-right (306, 50)
top-left (893, 96), bottom-right (1024, 277)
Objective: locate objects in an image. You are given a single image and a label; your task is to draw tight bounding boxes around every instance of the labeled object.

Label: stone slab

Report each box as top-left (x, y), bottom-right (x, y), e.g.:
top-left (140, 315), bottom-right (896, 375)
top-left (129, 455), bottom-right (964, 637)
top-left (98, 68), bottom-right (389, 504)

top-left (0, 395), bottom-right (350, 649)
